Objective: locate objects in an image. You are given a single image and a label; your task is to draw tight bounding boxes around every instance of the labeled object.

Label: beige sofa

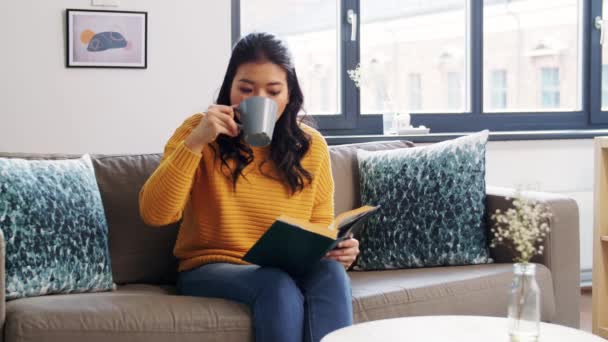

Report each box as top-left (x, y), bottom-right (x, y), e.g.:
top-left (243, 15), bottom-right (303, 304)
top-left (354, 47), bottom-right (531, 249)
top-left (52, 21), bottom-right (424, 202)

top-left (0, 140), bottom-right (580, 342)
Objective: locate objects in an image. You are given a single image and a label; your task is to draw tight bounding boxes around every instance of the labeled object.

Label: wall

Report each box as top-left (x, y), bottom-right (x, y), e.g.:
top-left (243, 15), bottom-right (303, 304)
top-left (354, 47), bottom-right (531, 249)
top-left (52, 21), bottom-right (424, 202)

top-left (0, 0), bottom-right (231, 154)
top-left (0, 1), bottom-right (594, 275)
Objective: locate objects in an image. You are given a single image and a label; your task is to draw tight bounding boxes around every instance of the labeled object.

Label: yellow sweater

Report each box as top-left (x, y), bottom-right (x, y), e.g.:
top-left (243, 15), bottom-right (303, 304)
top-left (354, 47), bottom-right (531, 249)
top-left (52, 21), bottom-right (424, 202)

top-left (139, 114), bottom-right (335, 272)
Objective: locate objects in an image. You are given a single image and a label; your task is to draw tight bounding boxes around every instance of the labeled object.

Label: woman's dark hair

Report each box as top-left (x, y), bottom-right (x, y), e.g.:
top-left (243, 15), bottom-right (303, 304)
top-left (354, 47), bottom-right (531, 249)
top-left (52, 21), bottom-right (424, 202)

top-left (213, 32), bottom-right (312, 194)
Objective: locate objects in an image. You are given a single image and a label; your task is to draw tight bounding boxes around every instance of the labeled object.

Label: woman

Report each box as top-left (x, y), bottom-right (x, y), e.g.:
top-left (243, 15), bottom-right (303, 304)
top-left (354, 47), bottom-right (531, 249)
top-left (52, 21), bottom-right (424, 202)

top-left (139, 32), bottom-right (359, 342)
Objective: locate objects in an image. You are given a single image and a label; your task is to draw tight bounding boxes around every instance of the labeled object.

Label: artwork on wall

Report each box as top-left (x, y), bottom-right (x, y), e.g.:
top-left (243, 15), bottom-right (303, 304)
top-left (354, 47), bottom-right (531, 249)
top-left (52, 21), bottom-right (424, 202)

top-left (66, 9), bottom-right (147, 68)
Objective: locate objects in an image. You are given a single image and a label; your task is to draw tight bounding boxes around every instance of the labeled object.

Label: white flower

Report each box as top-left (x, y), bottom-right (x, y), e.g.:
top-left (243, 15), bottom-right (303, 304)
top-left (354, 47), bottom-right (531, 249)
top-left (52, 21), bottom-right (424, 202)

top-left (490, 190), bottom-right (552, 264)
top-left (347, 63), bottom-right (362, 88)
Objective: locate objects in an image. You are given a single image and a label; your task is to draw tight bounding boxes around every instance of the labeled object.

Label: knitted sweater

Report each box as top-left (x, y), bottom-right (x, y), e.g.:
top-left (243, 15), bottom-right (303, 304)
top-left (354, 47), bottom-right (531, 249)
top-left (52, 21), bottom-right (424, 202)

top-left (139, 114), bottom-right (334, 271)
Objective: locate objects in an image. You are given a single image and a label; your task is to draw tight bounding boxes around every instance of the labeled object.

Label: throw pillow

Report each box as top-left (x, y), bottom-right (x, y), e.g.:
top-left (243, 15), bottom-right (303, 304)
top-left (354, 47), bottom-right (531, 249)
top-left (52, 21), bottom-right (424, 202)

top-left (354, 130), bottom-right (491, 270)
top-left (0, 154), bottom-right (115, 300)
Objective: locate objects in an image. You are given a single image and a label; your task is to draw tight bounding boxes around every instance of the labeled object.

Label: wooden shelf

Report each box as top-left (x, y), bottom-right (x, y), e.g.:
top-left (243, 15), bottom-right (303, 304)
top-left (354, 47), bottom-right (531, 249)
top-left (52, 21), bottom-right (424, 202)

top-left (593, 138), bottom-right (608, 337)
top-left (596, 137), bottom-right (608, 149)
top-left (600, 327), bottom-right (608, 339)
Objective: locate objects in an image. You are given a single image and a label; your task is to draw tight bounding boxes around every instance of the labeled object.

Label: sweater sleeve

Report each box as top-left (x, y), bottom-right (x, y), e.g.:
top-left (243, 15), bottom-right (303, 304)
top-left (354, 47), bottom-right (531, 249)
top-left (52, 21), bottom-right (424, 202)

top-left (309, 136), bottom-right (335, 227)
top-left (139, 114), bottom-right (204, 227)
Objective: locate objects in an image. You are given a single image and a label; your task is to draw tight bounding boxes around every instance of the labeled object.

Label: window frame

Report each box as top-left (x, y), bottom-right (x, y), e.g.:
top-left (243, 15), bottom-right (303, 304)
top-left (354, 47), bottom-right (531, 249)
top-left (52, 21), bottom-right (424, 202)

top-left (233, 0), bottom-right (608, 135)
top-left (591, 0), bottom-right (608, 123)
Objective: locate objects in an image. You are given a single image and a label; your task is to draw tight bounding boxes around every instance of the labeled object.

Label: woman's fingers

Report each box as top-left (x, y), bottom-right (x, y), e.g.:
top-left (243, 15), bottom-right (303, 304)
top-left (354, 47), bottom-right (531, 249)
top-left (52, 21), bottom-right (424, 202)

top-left (208, 104), bottom-right (236, 119)
top-left (207, 115), bottom-right (238, 137)
top-left (326, 238), bottom-right (359, 257)
top-left (324, 238), bottom-right (359, 268)
top-left (326, 246), bottom-right (359, 258)
top-left (207, 107), bottom-right (239, 136)
top-left (337, 238), bottom-right (358, 249)
top-left (323, 254), bottom-right (357, 268)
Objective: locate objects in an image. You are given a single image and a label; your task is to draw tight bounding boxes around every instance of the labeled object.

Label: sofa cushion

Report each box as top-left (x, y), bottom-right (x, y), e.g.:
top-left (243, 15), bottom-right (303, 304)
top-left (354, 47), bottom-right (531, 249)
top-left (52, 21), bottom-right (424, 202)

top-left (0, 152), bottom-right (179, 284)
top-left (5, 284), bottom-right (252, 342)
top-left (0, 153), bottom-right (179, 286)
top-left (328, 140), bottom-right (413, 216)
top-left (354, 131), bottom-right (491, 270)
top-left (350, 263), bottom-right (555, 323)
top-left (91, 154), bottom-right (179, 285)
top-left (4, 265), bottom-right (555, 342)
top-left (0, 154), bottom-right (114, 300)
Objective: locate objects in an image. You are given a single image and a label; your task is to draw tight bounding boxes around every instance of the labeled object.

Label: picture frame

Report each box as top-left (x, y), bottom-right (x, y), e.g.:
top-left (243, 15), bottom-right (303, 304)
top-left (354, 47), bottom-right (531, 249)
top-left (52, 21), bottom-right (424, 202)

top-left (66, 9), bottom-right (147, 69)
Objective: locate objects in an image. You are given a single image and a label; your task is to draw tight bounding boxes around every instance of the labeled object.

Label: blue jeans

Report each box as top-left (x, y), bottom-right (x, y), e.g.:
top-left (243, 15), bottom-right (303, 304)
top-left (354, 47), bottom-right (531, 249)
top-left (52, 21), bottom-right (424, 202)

top-left (176, 259), bottom-right (353, 342)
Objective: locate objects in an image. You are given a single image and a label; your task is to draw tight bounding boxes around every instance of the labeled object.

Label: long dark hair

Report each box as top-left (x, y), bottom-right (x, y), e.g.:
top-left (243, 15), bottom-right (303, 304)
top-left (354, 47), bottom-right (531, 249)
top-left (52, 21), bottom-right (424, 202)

top-left (213, 32), bottom-right (312, 194)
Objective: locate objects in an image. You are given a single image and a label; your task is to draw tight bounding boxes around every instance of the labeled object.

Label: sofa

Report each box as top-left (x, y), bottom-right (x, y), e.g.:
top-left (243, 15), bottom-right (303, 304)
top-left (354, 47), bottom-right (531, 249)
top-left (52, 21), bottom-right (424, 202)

top-left (0, 140), bottom-right (580, 342)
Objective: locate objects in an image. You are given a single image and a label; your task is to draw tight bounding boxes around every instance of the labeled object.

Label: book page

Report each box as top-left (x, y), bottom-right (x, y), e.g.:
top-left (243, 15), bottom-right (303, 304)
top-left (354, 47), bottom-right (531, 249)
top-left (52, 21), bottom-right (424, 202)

top-left (331, 205), bottom-right (379, 231)
top-left (276, 215), bottom-right (337, 239)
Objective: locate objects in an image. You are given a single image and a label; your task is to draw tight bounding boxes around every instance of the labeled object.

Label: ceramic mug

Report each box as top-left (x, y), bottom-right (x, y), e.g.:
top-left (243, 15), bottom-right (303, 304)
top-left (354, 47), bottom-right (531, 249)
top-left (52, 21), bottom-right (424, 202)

top-left (236, 96), bottom-right (278, 147)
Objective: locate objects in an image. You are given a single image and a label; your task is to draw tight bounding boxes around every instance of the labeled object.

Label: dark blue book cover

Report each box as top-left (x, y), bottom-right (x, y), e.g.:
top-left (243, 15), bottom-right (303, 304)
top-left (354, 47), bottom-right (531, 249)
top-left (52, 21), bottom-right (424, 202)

top-left (242, 205), bottom-right (380, 276)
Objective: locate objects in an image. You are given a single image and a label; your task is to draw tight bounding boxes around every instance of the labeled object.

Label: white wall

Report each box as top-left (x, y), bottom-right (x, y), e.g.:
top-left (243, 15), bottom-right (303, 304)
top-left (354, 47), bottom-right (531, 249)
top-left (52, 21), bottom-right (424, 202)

top-left (0, 1), bottom-right (594, 273)
top-left (0, 0), bottom-right (232, 154)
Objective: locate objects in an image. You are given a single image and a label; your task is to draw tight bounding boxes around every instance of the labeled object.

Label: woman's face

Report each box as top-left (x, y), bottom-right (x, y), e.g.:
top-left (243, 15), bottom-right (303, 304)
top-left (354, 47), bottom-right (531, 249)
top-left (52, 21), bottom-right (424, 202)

top-left (230, 61), bottom-right (289, 120)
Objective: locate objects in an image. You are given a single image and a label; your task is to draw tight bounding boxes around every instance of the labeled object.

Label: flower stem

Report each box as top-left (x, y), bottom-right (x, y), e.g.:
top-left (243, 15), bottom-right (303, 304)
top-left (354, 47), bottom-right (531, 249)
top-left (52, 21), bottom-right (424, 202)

top-left (517, 270), bottom-right (526, 324)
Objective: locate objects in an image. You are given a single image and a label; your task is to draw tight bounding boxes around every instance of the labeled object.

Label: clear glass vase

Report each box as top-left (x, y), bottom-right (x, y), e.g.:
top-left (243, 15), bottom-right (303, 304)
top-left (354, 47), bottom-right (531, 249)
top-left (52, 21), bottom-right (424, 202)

top-left (508, 263), bottom-right (540, 342)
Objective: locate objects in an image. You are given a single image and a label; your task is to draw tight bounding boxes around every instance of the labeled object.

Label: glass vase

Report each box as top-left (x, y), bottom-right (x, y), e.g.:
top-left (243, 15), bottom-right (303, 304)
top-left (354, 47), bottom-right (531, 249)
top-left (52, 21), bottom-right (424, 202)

top-left (508, 262), bottom-right (540, 342)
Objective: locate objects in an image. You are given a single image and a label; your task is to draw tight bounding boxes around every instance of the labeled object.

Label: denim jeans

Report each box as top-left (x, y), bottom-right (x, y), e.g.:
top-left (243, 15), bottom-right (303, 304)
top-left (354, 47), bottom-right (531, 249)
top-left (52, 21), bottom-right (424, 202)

top-left (176, 259), bottom-right (353, 342)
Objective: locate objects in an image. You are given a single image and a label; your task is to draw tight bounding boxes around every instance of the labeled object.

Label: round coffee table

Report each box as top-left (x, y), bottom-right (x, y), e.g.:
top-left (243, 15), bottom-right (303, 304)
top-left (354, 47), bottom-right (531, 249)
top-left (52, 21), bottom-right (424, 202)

top-left (321, 316), bottom-right (605, 342)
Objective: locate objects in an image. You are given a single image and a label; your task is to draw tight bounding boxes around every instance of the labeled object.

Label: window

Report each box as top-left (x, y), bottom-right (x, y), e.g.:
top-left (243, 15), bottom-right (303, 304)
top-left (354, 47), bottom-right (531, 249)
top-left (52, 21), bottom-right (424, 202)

top-left (408, 73), bottom-right (422, 111)
top-left (447, 72), bottom-right (463, 111)
top-left (483, 0), bottom-right (580, 113)
top-left (239, 0), bottom-right (340, 115)
top-left (234, 0), bottom-right (608, 134)
top-left (594, 1), bottom-right (608, 122)
top-left (490, 70), bottom-right (507, 110)
top-left (360, 0), bottom-right (468, 114)
top-left (540, 67), bottom-right (560, 109)
top-left (603, 65), bottom-right (608, 110)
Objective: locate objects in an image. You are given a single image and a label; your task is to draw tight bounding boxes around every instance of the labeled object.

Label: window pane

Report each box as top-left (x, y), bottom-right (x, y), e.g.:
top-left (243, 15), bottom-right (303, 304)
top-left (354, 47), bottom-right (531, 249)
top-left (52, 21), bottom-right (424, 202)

top-left (483, 0), bottom-right (580, 112)
top-left (540, 67), bottom-right (560, 108)
top-left (240, 0), bottom-right (340, 115)
top-left (408, 73), bottom-right (422, 110)
top-left (360, 0), bottom-right (468, 114)
top-left (447, 72), bottom-right (463, 110)
top-left (490, 69), bottom-right (507, 109)
top-left (603, 65), bottom-right (608, 108)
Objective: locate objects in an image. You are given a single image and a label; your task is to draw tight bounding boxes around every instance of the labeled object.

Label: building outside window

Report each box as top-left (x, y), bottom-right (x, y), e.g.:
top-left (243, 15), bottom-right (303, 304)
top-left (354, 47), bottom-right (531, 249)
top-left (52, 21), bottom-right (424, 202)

top-left (408, 73), bottom-right (422, 111)
top-left (490, 69), bottom-right (507, 110)
top-left (447, 71), bottom-right (462, 111)
top-left (540, 67), bottom-right (560, 109)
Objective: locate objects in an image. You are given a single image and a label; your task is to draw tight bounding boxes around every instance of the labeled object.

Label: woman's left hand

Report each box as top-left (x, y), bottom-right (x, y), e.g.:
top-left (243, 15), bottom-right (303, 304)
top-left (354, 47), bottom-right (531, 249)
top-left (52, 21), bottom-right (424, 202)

top-left (324, 237), bottom-right (360, 269)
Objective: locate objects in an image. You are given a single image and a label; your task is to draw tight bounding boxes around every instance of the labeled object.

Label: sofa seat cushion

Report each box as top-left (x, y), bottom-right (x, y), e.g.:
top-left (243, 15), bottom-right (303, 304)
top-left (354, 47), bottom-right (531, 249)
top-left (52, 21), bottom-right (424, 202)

top-left (350, 263), bottom-right (555, 323)
top-left (5, 284), bottom-right (252, 342)
top-left (5, 265), bottom-right (555, 342)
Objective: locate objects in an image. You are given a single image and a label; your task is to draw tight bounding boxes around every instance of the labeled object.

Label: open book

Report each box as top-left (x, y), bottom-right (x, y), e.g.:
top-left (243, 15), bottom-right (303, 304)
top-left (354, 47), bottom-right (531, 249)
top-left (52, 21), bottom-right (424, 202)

top-left (242, 205), bottom-right (380, 276)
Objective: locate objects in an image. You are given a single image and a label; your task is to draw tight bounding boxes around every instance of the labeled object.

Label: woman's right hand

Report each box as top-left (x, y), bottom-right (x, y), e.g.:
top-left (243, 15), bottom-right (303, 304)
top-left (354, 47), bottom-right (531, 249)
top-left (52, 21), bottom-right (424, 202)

top-left (185, 105), bottom-right (240, 152)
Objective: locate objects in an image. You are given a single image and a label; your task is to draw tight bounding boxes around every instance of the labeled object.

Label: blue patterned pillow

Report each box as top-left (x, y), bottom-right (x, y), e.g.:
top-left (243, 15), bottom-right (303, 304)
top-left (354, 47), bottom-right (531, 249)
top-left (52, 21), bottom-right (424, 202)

top-left (0, 155), bottom-right (114, 300)
top-left (354, 131), bottom-right (491, 270)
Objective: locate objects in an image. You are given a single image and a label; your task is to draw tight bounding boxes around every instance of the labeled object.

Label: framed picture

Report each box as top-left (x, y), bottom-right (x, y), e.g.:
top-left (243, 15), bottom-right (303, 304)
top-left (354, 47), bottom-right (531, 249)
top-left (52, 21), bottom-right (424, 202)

top-left (66, 9), bottom-right (147, 68)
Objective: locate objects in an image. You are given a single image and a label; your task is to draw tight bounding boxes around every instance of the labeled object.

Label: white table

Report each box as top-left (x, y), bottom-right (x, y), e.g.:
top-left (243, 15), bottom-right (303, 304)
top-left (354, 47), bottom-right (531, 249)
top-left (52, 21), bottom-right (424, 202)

top-left (321, 316), bottom-right (605, 342)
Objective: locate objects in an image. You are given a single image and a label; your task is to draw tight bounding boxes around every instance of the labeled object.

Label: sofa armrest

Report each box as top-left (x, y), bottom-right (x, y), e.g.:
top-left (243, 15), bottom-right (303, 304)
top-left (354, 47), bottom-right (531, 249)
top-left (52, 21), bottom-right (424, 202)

top-left (486, 186), bottom-right (580, 328)
top-left (0, 230), bottom-right (5, 342)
